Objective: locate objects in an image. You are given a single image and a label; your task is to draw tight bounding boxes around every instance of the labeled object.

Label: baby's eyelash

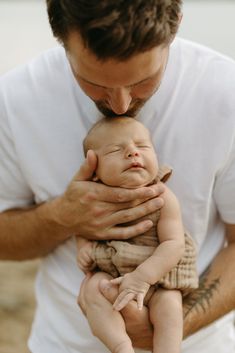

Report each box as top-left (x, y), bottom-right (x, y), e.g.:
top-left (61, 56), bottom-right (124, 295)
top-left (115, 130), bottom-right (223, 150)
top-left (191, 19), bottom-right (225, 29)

top-left (105, 148), bottom-right (121, 155)
top-left (137, 145), bottom-right (151, 148)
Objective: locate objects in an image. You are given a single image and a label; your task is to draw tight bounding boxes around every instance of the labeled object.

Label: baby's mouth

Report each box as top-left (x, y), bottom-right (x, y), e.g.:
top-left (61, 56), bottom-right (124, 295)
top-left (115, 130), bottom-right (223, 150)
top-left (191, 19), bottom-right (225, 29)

top-left (125, 161), bottom-right (144, 170)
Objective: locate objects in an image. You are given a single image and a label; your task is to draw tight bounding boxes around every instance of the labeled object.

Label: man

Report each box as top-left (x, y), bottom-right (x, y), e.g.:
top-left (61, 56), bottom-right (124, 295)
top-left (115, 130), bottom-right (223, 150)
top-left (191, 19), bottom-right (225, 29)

top-left (0, 1), bottom-right (234, 352)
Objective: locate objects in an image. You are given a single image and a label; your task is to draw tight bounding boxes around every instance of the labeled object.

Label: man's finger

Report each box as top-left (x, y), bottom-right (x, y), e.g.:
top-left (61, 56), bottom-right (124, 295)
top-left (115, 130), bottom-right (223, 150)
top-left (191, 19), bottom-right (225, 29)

top-left (98, 183), bottom-right (165, 203)
top-left (77, 272), bottom-right (93, 314)
top-left (99, 278), bottom-right (119, 304)
top-left (96, 219), bottom-right (153, 240)
top-left (102, 197), bottom-right (164, 240)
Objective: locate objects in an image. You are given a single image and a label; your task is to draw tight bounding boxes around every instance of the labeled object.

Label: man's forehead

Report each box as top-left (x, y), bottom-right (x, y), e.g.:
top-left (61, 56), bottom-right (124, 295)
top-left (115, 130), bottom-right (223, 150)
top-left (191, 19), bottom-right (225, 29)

top-left (66, 31), bottom-right (168, 88)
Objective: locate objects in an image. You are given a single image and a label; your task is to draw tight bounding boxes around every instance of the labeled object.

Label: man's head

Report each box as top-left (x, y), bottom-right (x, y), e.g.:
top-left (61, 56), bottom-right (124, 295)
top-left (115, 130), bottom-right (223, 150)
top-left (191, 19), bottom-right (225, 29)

top-left (46, 1), bottom-right (182, 116)
top-left (83, 117), bottom-right (159, 189)
top-left (46, 0), bottom-right (182, 60)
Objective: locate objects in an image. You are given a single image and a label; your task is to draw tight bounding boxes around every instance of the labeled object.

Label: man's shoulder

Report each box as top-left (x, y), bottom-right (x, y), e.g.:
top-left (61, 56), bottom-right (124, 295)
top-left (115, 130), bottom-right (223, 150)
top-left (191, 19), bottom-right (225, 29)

top-left (0, 46), bottom-right (71, 108)
top-left (0, 46), bottom-right (67, 88)
top-left (171, 37), bottom-right (235, 101)
top-left (174, 37), bottom-right (235, 71)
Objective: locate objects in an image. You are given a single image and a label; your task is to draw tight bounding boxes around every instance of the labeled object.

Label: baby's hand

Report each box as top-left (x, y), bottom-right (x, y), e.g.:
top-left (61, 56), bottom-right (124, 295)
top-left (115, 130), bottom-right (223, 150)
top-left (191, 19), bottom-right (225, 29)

top-left (110, 271), bottom-right (150, 311)
top-left (77, 239), bottom-right (96, 273)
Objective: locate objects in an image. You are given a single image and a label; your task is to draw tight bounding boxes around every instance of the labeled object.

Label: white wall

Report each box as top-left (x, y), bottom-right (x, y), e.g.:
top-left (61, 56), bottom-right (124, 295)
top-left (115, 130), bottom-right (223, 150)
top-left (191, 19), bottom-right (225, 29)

top-left (0, 1), bottom-right (57, 74)
top-left (179, 1), bottom-right (235, 59)
top-left (1, 0), bottom-right (235, 74)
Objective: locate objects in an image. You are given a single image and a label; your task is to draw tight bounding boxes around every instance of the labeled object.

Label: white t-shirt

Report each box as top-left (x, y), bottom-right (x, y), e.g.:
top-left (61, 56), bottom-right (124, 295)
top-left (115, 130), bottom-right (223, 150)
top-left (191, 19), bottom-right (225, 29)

top-left (0, 38), bottom-right (235, 353)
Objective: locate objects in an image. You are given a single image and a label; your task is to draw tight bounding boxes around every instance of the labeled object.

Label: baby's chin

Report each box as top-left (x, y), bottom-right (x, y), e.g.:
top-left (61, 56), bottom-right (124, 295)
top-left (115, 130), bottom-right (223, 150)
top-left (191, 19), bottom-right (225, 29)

top-left (102, 171), bottom-right (157, 189)
top-left (118, 176), bottom-right (156, 189)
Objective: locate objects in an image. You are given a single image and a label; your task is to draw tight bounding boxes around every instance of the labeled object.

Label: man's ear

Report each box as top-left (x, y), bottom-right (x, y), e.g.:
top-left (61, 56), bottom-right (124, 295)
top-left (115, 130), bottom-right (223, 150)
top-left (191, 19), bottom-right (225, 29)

top-left (175, 12), bottom-right (183, 37)
top-left (178, 12), bottom-right (183, 26)
top-left (169, 12), bottom-right (183, 44)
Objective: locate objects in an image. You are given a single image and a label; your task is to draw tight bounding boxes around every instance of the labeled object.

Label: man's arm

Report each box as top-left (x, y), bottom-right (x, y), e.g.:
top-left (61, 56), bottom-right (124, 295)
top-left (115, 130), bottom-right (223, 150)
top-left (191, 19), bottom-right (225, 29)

top-left (0, 201), bottom-right (72, 260)
top-left (0, 150), bottom-right (164, 260)
top-left (183, 222), bottom-right (235, 337)
top-left (96, 223), bottom-right (235, 349)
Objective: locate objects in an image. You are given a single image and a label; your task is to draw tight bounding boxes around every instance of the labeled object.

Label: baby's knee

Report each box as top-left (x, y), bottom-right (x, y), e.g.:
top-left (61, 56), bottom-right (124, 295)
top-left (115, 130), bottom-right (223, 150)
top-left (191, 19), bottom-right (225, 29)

top-left (149, 289), bottom-right (182, 322)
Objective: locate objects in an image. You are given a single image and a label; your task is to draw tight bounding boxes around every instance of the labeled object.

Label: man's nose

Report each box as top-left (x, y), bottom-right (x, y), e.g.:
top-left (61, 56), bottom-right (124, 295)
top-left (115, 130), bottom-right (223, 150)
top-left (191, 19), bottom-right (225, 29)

top-left (107, 87), bottom-right (132, 115)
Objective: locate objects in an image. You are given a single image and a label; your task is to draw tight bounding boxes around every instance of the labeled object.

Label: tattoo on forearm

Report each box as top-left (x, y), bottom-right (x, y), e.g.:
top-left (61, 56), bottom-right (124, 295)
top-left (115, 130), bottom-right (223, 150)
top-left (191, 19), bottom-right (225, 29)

top-left (184, 269), bottom-right (220, 318)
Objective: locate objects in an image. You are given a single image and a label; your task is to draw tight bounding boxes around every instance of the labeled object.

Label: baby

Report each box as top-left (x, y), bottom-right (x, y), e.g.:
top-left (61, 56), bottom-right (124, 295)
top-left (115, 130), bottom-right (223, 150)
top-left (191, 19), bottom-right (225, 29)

top-left (77, 117), bottom-right (198, 353)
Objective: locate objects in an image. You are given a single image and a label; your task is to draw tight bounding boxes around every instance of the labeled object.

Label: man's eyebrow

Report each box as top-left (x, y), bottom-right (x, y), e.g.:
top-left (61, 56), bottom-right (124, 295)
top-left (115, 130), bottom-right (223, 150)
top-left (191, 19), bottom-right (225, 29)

top-left (76, 71), bottom-right (159, 89)
top-left (77, 75), bottom-right (107, 89)
top-left (128, 72), bottom-right (159, 87)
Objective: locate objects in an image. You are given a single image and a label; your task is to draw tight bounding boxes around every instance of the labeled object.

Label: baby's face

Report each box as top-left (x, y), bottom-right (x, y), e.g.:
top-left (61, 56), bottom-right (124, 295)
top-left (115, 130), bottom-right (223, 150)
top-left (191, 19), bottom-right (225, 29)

top-left (92, 119), bottom-right (158, 188)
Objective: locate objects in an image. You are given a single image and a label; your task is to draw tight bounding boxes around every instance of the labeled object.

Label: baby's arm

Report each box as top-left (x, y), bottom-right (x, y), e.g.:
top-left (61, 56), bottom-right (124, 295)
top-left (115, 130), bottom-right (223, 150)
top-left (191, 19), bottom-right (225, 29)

top-left (111, 186), bottom-right (185, 310)
top-left (77, 237), bottom-right (97, 273)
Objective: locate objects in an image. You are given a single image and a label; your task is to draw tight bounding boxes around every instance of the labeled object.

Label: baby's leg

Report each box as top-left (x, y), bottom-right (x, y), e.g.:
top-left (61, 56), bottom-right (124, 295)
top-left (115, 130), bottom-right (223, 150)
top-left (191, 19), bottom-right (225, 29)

top-left (81, 272), bottom-right (135, 353)
top-left (148, 288), bottom-right (183, 353)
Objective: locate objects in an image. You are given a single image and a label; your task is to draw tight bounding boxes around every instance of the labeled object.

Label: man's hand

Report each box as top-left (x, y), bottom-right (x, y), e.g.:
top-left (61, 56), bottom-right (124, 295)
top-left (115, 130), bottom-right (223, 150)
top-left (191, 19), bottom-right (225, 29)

top-left (50, 150), bottom-right (165, 241)
top-left (99, 278), bottom-right (153, 350)
top-left (78, 274), bottom-right (153, 350)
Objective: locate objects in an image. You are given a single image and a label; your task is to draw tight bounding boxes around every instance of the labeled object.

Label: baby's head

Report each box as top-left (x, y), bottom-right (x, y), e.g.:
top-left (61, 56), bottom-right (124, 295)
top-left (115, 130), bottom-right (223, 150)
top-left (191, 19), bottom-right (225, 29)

top-left (83, 117), bottom-right (159, 188)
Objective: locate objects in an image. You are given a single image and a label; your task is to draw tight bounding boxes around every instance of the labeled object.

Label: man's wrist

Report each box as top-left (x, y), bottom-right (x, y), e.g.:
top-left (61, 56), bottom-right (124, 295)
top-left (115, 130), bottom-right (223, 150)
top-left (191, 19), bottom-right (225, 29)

top-left (36, 197), bottom-right (73, 242)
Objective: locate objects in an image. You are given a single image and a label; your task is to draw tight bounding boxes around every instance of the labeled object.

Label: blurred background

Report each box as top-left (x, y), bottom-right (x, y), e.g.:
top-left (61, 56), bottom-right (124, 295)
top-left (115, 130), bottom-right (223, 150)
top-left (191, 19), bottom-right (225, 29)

top-left (1, 0), bottom-right (235, 75)
top-left (0, 1), bottom-right (235, 353)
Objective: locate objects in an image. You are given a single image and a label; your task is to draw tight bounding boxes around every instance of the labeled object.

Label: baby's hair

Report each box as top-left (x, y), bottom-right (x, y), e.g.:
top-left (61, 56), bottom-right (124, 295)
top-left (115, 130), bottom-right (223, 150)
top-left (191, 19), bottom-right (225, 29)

top-left (83, 116), bottom-right (139, 156)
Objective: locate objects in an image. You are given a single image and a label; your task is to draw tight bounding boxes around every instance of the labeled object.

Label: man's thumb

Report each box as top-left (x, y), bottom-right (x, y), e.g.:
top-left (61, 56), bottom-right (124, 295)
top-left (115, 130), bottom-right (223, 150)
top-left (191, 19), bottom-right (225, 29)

top-left (74, 150), bottom-right (98, 181)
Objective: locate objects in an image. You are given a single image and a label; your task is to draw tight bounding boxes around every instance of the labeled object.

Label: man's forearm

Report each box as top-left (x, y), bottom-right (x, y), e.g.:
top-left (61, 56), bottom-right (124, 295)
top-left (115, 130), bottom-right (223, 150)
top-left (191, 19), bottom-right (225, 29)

top-left (0, 199), bottom-right (72, 260)
top-left (183, 242), bottom-right (235, 338)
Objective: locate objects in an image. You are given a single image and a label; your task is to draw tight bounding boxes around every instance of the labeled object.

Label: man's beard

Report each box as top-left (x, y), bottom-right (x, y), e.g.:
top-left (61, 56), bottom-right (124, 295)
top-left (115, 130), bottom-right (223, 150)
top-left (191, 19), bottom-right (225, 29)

top-left (94, 98), bottom-right (148, 117)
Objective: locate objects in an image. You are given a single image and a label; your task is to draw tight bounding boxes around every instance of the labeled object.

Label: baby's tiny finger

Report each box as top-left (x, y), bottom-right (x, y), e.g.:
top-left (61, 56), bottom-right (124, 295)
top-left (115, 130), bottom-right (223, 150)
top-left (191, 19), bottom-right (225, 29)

top-left (137, 293), bottom-right (144, 310)
top-left (113, 292), bottom-right (135, 311)
top-left (110, 276), bottom-right (123, 285)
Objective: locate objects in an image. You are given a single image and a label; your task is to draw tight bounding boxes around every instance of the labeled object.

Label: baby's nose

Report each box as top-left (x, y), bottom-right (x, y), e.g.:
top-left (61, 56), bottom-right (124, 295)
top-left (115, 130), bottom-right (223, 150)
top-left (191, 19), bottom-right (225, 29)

top-left (127, 149), bottom-right (139, 158)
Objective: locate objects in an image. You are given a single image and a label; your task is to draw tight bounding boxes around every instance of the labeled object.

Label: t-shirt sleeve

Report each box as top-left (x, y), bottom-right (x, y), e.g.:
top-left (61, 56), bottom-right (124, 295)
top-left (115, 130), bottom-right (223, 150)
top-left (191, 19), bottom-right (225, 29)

top-left (0, 97), bottom-right (34, 212)
top-left (214, 136), bottom-right (235, 224)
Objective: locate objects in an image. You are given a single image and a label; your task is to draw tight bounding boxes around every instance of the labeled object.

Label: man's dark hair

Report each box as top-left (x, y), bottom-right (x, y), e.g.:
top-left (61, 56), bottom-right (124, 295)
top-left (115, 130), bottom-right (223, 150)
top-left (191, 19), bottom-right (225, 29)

top-left (46, 0), bottom-right (182, 60)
